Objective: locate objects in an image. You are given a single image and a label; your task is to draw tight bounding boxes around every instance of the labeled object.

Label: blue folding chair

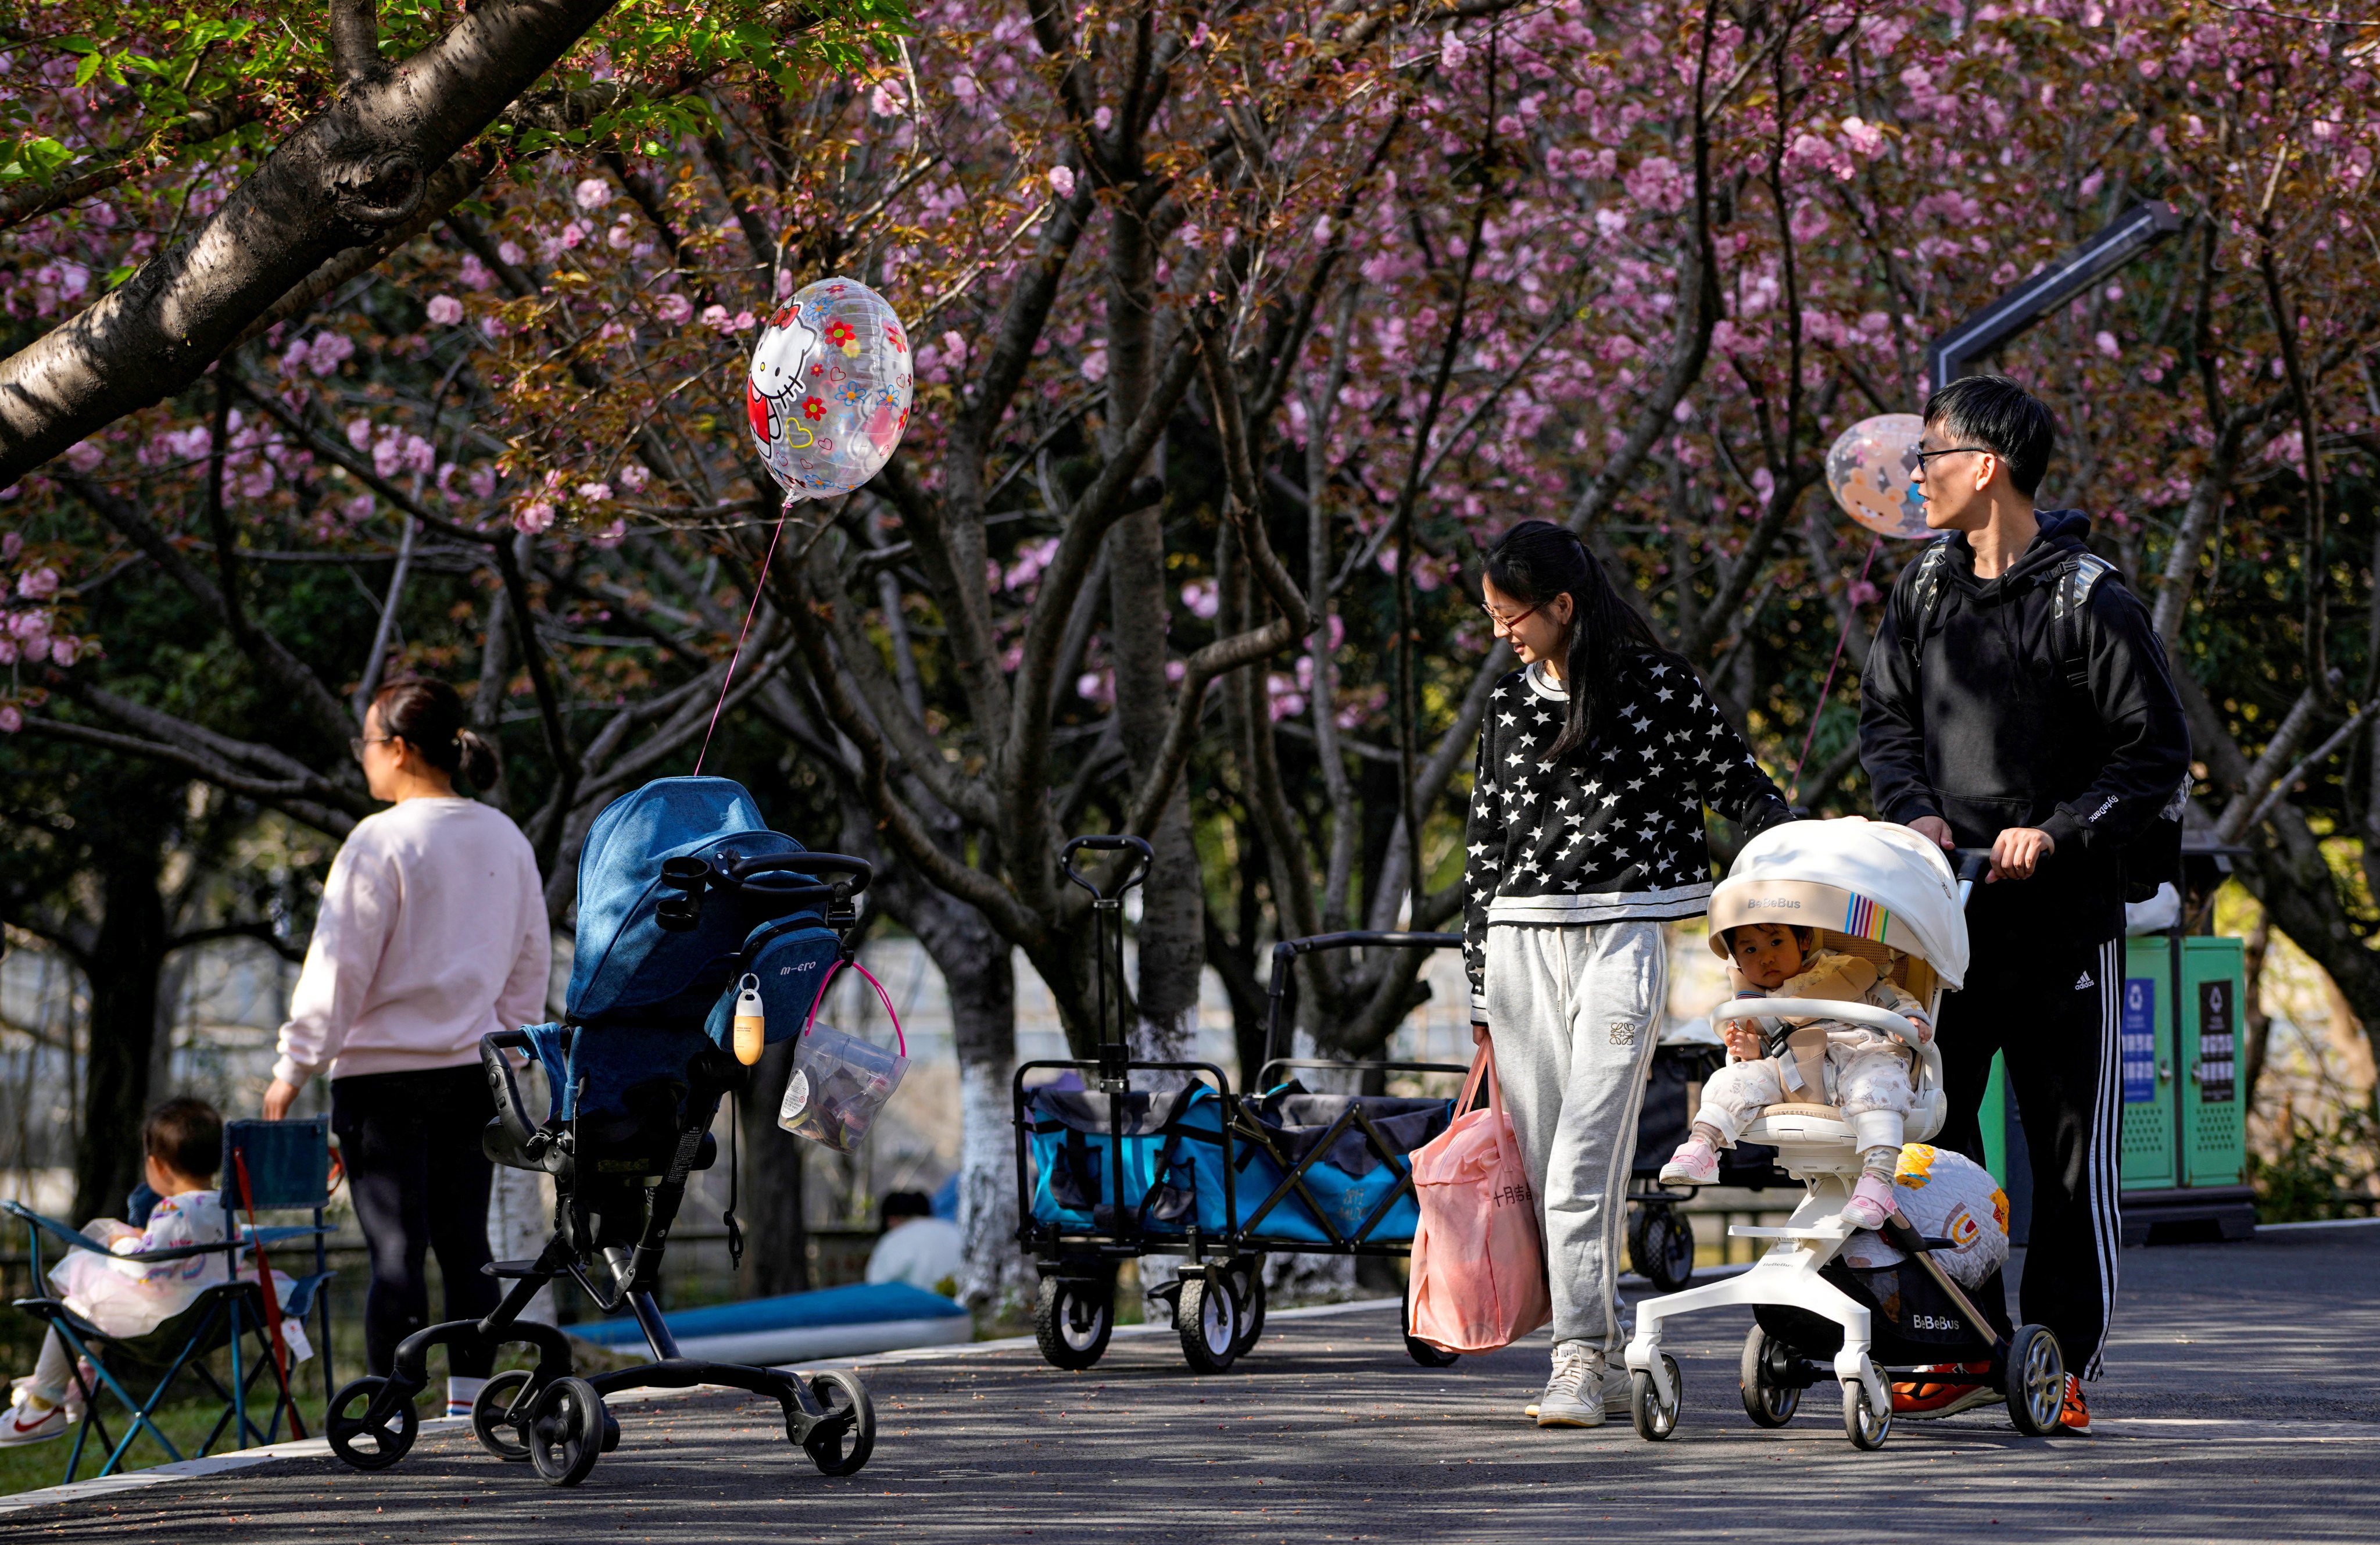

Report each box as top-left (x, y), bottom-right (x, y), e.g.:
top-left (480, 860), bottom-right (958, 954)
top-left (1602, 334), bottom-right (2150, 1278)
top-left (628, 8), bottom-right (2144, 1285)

top-left (2, 1117), bottom-right (337, 1482)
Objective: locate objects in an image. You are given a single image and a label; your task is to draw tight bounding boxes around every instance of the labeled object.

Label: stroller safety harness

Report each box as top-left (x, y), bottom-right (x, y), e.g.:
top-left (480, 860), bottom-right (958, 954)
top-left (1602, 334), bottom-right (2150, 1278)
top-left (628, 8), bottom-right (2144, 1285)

top-left (323, 777), bottom-right (881, 1487)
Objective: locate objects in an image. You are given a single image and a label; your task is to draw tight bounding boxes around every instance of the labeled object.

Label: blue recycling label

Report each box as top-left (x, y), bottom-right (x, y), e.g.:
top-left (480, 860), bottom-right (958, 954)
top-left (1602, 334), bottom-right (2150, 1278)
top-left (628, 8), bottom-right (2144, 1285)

top-left (2121, 977), bottom-right (2157, 1104)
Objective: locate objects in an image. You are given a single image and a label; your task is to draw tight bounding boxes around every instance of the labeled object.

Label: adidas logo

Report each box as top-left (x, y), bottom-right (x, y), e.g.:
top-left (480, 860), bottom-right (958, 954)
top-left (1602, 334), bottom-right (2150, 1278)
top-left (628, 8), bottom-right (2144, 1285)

top-left (2074, 971), bottom-right (2095, 990)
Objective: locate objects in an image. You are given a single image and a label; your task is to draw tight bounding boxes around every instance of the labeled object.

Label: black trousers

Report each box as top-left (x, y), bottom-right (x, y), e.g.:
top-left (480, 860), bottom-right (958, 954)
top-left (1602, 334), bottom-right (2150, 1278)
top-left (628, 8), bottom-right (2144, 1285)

top-left (1933, 929), bottom-right (2122, 1380)
top-left (331, 1064), bottom-right (502, 1379)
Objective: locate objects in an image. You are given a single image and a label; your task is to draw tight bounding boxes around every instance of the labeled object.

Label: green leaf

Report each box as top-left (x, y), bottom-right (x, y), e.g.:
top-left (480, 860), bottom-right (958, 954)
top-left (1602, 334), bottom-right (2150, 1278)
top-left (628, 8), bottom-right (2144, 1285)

top-left (73, 52), bottom-right (103, 88)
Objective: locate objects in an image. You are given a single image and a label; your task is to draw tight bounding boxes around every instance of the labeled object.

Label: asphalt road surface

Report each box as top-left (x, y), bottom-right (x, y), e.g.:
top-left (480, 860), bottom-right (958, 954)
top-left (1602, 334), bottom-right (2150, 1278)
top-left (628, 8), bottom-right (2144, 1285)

top-left (8, 1223), bottom-right (2376, 1543)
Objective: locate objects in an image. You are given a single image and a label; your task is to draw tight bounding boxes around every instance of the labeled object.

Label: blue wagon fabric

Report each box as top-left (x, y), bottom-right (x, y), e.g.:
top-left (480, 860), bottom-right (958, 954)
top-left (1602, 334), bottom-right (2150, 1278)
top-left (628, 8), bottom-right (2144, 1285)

top-left (1022, 1084), bottom-right (1452, 1246)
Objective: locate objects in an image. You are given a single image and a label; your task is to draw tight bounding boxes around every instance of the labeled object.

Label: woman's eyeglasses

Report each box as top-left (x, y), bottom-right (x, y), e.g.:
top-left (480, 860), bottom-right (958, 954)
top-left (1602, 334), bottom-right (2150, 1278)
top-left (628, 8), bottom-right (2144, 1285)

top-left (1481, 602), bottom-right (1538, 632)
top-left (350, 734), bottom-right (394, 761)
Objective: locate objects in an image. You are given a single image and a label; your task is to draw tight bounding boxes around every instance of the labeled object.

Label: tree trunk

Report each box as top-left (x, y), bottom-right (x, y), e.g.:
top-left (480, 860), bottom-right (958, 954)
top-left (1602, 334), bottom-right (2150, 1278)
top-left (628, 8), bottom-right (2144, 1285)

top-left (946, 937), bottom-right (1025, 1317)
top-left (736, 1035), bottom-right (810, 1297)
top-left (75, 841), bottom-right (167, 1221)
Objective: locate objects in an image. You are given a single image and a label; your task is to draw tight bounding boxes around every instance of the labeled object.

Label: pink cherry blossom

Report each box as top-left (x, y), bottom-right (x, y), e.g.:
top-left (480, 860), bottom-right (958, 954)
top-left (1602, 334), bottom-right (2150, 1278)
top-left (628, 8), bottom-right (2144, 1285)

top-left (16, 566), bottom-right (59, 600)
top-left (574, 178), bottom-right (613, 210)
top-left (425, 295), bottom-right (464, 325)
top-left (1047, 164), bottom-right (1076, 199)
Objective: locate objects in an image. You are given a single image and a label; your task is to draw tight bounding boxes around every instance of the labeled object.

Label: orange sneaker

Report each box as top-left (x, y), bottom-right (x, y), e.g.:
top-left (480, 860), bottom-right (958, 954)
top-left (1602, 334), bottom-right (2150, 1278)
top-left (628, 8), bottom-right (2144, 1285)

top-left (1891, 1361), bottom-right (1995, 1417)
top-left (2056, 1375), bottom-right (2092, 1433)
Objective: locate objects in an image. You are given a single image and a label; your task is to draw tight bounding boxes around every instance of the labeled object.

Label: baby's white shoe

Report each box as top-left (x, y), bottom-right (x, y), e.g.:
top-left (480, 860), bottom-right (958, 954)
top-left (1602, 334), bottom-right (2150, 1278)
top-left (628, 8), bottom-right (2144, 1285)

top-left (1659, 1137), bottom-right (1719, 1186)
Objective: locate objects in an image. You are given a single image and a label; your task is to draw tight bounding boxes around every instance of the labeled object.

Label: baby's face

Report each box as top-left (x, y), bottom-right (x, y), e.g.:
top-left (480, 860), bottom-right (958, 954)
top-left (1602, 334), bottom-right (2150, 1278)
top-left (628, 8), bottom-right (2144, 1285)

top-left (1727, 923), bottom-right (1804, 991)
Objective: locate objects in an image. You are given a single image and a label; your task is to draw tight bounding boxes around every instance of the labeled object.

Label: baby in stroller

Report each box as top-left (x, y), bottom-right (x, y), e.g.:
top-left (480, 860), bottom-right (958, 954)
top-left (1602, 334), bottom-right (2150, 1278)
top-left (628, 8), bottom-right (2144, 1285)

top-left (1660, 921), bottom-right (1930, 1229)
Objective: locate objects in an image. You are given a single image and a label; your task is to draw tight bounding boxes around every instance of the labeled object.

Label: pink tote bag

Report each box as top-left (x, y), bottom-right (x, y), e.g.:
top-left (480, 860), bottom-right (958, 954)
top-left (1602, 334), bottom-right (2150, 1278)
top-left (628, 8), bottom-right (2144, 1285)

top-left (1406, 1047), bottom-right (1552, 1354)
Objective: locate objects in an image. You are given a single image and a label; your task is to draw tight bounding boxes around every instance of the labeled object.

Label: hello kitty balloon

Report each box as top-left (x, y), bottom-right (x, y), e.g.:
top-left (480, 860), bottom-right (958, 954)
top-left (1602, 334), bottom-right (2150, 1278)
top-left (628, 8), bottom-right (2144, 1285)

top-left (746, 277), bottom-right (913, 502)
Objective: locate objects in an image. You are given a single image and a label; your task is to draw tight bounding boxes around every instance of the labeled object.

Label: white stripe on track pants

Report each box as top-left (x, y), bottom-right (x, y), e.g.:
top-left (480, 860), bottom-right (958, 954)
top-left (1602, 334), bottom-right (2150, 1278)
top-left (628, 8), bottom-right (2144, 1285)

top-left (1482, 920), bottom-right (1666, 1353)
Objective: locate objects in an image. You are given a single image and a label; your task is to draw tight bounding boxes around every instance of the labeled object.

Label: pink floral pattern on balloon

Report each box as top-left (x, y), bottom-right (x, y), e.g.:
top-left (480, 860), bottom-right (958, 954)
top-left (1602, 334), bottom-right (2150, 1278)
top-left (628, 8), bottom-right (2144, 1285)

top-left (1825, 413), bottom-right (1930, 541)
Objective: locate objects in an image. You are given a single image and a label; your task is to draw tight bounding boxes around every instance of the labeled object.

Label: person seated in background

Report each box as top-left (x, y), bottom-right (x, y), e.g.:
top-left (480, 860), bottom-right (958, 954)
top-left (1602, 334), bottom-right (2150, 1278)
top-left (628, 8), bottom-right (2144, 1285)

top-left (2, 1097), bottom-right (312, 1446)
top-left (864, 1190), bottom-right (964, 1299)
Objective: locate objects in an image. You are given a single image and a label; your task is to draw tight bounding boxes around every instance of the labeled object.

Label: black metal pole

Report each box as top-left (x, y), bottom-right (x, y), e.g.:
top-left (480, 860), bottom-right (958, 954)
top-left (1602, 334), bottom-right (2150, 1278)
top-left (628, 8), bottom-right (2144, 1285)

top-left (1927, 202), bottom-right (2183, 388)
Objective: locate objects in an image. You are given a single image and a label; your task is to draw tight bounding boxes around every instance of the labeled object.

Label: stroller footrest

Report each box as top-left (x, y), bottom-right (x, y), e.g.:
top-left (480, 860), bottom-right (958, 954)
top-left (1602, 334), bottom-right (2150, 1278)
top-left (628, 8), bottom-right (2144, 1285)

top-left (481, 1259), bottom-right (550, 1279)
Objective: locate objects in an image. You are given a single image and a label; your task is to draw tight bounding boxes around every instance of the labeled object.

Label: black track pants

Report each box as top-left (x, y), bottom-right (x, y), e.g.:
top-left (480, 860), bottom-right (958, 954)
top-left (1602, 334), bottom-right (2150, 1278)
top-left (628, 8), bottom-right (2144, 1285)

top-left (1932, 931), bottom-right (2122, 1379)
top-left (331, 1064), bottom-right (503, 1378)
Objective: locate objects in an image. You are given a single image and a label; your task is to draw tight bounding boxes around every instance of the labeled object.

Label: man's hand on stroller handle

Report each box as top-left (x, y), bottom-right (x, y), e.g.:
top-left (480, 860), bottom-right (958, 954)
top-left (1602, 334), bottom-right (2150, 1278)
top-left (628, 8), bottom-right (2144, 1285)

top-left (1986, 825), bottom-right (2055, 881)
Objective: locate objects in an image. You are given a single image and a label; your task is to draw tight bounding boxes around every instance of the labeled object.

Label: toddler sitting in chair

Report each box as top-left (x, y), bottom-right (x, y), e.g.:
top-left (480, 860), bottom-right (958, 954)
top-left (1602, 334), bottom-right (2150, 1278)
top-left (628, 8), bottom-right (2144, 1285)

top-left (2, 1097), bottom-right (307, 1446)
top-left (1659, 922), bottom-right (1930, 1229)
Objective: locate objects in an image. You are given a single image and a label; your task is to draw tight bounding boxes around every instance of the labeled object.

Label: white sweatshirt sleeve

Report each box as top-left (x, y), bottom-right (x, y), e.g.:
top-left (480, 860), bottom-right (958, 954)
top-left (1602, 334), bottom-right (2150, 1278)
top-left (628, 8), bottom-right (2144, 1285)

top-left (273, 833), bottom-right (399, 1089)
top-left (496, 866), bottom-right (554, 1035)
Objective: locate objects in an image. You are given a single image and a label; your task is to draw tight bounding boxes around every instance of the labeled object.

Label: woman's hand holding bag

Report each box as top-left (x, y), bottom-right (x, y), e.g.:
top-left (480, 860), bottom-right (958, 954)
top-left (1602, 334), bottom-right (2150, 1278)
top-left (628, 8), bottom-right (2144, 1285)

top-left (1405, 1045), bottom-right (1552, 1354)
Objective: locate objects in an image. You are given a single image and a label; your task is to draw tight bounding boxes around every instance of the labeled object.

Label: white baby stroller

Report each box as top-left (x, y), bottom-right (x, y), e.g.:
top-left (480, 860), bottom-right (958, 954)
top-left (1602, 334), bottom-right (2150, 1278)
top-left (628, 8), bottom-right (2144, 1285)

top-left (1622, 818), bottom-right (2067, 1449)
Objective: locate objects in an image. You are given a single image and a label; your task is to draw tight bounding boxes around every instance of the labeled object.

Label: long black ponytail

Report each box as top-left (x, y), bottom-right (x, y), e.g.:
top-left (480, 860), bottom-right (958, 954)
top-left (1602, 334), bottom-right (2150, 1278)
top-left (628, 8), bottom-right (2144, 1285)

top-left (1483, 520), bottom-right (1665, 763)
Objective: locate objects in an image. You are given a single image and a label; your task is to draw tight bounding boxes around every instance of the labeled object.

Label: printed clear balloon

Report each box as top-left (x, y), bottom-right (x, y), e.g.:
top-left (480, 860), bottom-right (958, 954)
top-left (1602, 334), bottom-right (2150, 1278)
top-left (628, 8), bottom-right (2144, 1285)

top-left (746, 277), bottom-right (913, 502)
top-left (1824, 413), bottom-right (1931, 540)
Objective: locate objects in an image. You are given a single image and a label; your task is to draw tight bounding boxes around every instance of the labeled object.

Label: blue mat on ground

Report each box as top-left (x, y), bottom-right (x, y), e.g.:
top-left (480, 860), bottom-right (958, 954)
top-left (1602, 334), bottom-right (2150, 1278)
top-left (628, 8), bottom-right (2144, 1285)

top-left (566, 1281), bottom-right (971, 1365)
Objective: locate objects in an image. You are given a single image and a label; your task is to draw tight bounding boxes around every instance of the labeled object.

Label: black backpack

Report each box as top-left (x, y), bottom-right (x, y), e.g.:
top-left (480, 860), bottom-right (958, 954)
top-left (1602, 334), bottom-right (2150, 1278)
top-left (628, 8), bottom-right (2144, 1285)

top-left (1903, 539), bottom-right (2185, 902)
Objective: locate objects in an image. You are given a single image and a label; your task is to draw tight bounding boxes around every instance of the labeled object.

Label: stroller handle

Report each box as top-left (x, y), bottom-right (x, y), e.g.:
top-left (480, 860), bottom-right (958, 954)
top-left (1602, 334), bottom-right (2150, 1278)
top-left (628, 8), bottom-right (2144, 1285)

top-left (724, 851), bottom-right (872, 901)
top-left (1712, 996), bottom-right (1945, 1092)
top-left (1949, 845), bottom-right (1993, 904)
top-left (1061, 834), bottom-right (1154, 900)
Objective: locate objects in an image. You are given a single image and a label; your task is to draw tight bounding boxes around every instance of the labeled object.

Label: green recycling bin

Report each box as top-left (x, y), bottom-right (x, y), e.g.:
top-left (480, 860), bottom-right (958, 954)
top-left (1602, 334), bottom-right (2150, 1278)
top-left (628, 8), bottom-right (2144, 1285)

top-left (1977, 934), bottom-right (2252, 1243)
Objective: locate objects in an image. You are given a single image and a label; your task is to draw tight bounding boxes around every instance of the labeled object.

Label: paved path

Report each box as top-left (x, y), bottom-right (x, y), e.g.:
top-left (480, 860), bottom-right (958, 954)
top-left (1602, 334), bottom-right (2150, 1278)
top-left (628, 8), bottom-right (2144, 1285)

top-left (8, 1223), bottom-right (2377, 1543)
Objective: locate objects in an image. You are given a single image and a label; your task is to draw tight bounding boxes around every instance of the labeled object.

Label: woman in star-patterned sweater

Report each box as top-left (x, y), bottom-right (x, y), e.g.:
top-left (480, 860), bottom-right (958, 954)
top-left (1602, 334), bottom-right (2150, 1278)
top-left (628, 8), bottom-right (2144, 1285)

top-left (1463, 520), bottom-right (1792, 1428)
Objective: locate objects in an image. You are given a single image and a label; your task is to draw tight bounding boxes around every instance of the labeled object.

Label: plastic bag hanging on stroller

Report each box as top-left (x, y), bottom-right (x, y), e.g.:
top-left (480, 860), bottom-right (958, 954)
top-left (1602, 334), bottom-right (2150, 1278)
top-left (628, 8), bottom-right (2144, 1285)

top-left (323, 776), bottom-right (883, 1489)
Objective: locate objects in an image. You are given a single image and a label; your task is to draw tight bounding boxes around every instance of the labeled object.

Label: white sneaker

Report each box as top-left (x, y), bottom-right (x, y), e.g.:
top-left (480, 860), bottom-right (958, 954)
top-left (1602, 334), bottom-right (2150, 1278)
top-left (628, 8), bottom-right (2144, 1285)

top-left (1534, 1342), bottom-right (1607, 1428)
top-left (1525, 1361), bottom-right (1630, 1418)
top-left (0, 1393), bottom-right (67, 1447)
top-left (1659, 1139), bottom-right (1719, 1186)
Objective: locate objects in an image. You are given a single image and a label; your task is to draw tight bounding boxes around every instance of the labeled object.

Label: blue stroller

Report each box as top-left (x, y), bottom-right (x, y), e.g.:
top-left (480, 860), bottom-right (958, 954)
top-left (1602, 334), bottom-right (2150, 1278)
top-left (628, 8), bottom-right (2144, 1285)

top-left (323, 777), bottom-right (880, 1486)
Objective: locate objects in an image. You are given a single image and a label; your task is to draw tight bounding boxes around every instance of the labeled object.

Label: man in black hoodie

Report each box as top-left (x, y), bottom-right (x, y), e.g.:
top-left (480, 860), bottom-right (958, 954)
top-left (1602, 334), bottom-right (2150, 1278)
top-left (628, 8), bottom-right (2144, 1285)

top-left (1859, 374), bottom-right (2189, 1433)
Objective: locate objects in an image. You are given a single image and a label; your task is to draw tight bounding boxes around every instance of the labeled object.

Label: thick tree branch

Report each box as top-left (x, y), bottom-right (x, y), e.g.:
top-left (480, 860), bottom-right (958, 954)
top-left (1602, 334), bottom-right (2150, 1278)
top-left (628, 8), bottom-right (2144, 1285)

top-left (0, 0), bottom-right (621, 482)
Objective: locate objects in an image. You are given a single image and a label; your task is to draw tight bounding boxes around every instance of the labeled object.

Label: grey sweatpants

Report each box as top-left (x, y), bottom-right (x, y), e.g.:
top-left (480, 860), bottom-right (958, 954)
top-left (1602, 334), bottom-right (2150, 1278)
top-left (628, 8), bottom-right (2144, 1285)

top-left (1482, 920), bottom-right (1666, 1352)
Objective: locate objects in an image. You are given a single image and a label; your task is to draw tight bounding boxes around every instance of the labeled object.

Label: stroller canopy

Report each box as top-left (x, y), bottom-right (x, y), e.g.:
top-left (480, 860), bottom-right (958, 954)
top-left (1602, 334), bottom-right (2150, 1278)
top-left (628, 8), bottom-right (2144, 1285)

top-left (1707, 817), bottom-right (1969, 989)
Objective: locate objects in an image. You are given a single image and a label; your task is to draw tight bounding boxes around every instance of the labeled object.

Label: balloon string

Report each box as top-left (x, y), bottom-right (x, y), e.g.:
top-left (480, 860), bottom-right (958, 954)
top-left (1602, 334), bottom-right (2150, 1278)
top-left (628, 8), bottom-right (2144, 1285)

top-left (694, 503), bottom-right (792, 777)
top-left (1787, 537), bottom-right (1883, 806)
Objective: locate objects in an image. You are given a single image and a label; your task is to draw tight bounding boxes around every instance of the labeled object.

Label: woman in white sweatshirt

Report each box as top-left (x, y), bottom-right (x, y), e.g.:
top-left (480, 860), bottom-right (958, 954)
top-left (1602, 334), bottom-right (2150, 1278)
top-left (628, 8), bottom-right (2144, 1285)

top-left (264, 678), bottom-right (549, 1416)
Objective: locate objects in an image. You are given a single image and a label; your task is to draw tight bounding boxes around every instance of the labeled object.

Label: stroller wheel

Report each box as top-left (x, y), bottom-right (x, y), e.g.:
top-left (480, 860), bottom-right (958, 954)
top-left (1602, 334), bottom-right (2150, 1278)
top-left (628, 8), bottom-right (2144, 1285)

top-left (2002, 1324), bottom-right (2066, 1437)
top-left (1630, 1354), bottom-right (1682, 1440)
top-left (1404, 1335), bottom-right (1461, 1368)
top-left (527, 1376), bottom-right (606, 1487)
top-left (1629, 1203), bottom-right (1697, 1294)
top-left (1738, 1326), bottom-right (1802, 1429)
top-left (1225, 1258), bottom-right (1266, 1358)
top-left (1176, 1276), bottom-right (1240, 1374)
top-left (799, 1370), bottom-right (876, 1476)
top-left (326, 1376), bottom-right (418, 1471)
top-left (470, 1369), bottom-right (535, 1462)
top-left (1033, 1276), bottom-right (1114, 1371)
top-left (1397, 1292), bottom-right (1459, 1367)
top-left (1842, 1379), bottom-right (1892, 1450)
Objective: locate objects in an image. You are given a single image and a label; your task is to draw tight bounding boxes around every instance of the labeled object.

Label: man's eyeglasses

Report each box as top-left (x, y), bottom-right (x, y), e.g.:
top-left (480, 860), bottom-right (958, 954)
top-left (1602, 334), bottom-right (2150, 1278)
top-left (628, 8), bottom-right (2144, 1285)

top-left (1481, 602), bottom-right (1538, 632)
top-left (1912, 446), bottom-right (1994, 479)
